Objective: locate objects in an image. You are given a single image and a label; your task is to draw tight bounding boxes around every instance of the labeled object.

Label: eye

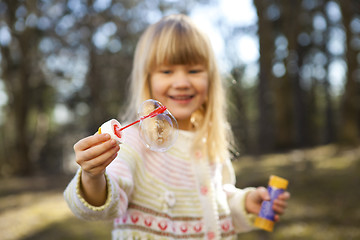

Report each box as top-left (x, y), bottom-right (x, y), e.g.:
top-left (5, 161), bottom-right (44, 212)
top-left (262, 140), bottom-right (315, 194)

top-left (188, 65), bottom-right (205, 74)
top-left (189, 69), bottom-right (202, 74)
top-left (157, 67), bottom-right (172, 74)
top-left (162, 70), bottom-right (172, 74)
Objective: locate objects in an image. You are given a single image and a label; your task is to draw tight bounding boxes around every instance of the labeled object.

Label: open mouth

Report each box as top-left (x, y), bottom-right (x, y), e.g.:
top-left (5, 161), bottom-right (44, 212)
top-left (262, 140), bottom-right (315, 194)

top-left (169, 95), bottom-right (195, 100)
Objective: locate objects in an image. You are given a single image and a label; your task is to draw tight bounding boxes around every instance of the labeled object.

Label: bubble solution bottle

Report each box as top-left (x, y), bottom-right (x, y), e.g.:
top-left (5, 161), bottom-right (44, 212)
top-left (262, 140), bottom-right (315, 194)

top-left (254, 175), bottom-right (289, 232)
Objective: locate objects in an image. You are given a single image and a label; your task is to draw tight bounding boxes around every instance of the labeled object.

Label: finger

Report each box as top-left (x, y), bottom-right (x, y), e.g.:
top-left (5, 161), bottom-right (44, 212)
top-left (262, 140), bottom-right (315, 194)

top-left (273, 198), bottom-right (288, 208)
top-left (273, 199), bottom-right (288, 214)
top-left (91, 145), bottom-right (120, 168)
top-left (278, 191), bottom-right (291, 200)
top-left (78, 139), bottom-right (118, 163)
top-left (74, 134), bottom-right (111, 151)
top-left (274, 215), bottom-right (280, 222)
top-left (273, 204), bottom-right (286, 215)
top-left (82, 147), bottom-right (118, 176)
top-left (79, 142), bottom-right (120, 169)
top-left (98, 151), bottom-right (119, 169)
top-left (82, 152), bottom-right (118, 176)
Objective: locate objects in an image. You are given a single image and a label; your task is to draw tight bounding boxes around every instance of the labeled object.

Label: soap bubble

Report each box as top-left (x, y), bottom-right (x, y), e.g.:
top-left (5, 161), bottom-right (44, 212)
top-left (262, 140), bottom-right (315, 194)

top-left (138, 99), bottom-right (178, 152)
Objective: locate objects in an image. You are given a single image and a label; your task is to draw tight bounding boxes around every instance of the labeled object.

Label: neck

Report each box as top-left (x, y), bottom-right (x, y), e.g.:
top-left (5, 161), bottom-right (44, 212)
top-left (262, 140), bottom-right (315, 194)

top-left (177, 118), bottom-right (192, 131)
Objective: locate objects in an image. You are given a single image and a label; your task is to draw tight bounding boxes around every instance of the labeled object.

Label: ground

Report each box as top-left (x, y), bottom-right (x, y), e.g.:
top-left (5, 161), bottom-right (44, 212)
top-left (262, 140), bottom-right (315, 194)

top-left (0, 144), bottom-right (359, 240)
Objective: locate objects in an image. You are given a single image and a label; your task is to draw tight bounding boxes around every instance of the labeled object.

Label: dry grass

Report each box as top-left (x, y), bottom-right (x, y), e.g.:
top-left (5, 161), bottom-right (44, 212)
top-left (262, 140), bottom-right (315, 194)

top-left (0, 175), bottom-right (112, 240)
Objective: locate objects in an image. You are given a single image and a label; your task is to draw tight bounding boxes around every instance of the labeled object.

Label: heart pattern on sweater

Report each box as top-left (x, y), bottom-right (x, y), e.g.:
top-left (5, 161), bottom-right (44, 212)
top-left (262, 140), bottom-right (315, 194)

top-left (158, 220), bottom-right (168, 231)
top-left (193, 223), bottom-right (203, 232)
top-left (131, 215), bottom-right (139, 224)
top-left (221, 221), bottom-right (230, 231)
top-left (180, 224), bottom-right (188, 233)
top-left (144, 216), bottom-right (154, 227)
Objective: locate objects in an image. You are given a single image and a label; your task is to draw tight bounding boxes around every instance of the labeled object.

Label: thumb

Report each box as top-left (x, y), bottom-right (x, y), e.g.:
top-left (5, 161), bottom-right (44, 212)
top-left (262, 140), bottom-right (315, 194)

top-left (257, 186), bottom-right (270, 201)
top-left (246, 187), bottom-right (269, 214)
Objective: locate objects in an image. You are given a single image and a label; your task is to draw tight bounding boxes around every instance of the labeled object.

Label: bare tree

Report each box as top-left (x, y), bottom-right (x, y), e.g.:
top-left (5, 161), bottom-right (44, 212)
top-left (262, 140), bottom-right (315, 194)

top-left (338, 0), bottom-right (360, 145)
top-left (253, 0), bottom-right (277, 153)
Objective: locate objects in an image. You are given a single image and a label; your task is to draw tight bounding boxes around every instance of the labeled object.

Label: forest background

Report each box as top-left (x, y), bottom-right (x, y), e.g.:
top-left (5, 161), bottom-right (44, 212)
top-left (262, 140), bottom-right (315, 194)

top-left (0, 0), bottom-right (359, 239)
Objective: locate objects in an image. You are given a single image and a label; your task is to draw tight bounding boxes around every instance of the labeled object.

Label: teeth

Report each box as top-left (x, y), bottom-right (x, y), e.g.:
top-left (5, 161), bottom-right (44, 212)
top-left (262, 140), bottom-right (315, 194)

top-left (172, 96), bottom-right (191, 100)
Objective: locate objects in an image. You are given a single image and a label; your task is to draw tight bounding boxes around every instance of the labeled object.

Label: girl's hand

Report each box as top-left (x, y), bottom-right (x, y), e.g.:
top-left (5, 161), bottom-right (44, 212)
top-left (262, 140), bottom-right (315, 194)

top-left (74, 133), bottom-right (120, 179)
top-left (73, 133), bottom-right (120, 206)
top-left (245, 187), bottom-right (290, 221)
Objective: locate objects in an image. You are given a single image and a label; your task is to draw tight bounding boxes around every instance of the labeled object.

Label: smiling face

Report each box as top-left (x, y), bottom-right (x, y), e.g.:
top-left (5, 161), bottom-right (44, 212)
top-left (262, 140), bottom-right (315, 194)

top-left (150, 64), bottom-right (208, 130)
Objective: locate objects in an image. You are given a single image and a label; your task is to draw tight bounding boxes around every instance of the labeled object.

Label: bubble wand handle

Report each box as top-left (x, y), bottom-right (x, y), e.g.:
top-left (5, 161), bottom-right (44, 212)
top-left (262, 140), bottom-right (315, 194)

top-left (119, 106), bottom-right (167, 131)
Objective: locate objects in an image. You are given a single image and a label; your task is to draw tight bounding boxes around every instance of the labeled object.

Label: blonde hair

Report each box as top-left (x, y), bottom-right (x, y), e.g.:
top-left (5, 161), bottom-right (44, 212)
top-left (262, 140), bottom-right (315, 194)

top-left (122, 14), bottom-right (232, 163)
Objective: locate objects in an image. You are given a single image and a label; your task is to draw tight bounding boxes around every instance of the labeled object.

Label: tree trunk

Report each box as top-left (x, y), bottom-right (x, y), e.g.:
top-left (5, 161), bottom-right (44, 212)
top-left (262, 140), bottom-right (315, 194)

top-left (338, 0), bottom-right (360, 145)
top-left (254, 0), bottom-right (276, 153)
top-left (1, 1), bottom-right (32, 175)
top-left (1, 0), bottom-right (50, 175)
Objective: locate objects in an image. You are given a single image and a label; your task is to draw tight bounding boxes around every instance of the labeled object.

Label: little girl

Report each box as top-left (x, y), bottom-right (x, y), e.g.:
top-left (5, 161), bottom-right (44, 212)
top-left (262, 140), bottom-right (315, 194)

top-left (64, 14), bottom-right (290, 239)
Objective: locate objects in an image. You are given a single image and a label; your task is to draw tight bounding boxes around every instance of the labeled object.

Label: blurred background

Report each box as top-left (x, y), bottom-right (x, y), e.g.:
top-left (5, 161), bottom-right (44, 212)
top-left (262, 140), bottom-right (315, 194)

top-left (0, 0), bottom-right (359, 239)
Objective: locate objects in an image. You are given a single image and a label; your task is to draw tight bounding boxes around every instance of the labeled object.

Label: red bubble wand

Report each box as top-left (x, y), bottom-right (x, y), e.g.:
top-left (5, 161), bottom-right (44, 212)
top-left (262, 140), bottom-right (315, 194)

top-left (113, 106), bottom-right (167, 136)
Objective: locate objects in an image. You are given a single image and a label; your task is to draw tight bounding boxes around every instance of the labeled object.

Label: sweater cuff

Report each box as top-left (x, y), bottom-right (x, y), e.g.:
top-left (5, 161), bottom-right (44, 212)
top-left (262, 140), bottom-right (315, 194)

top-left (225, 185), bottom-right (257, 232)
top-left (75, 168), bottom-right (113, 212)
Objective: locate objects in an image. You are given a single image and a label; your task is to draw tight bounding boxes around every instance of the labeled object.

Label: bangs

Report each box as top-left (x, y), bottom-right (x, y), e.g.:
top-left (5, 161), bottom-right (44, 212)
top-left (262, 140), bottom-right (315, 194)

top-left (146, 18), bottom-right (210, 71)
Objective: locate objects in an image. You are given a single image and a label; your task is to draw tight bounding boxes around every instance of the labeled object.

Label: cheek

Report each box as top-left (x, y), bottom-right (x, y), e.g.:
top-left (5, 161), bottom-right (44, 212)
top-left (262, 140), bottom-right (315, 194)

top-left (150, 79), bottom-right (166, 99)
top-left (197, 79), bottom-right (209, 99)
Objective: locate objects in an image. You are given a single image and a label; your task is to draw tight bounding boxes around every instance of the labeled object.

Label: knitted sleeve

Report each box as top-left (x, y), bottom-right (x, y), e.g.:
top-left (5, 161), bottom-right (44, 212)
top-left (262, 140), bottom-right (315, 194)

top-left (224, 185), bottom-right (257, 232)
top-left (63, 168), bottom-right (122, 221)
top-left (222, 158), bottom-right (257, 232)
top-left (63, 137), bottom-right (140, 221)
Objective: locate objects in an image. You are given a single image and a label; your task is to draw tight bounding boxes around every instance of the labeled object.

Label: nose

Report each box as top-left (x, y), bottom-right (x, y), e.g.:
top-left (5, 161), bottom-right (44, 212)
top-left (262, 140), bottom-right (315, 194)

top-left (172, 71), bottom-right (191, 89)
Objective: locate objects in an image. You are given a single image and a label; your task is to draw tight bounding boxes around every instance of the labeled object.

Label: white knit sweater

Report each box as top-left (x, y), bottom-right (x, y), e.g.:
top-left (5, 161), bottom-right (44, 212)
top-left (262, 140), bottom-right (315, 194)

top-left (64, 127), bottom-right (256, 239)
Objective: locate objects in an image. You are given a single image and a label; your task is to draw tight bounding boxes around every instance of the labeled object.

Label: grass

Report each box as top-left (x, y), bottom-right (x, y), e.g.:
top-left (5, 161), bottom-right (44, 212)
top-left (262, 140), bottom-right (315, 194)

top-left (0, 144), bottom-right (359, 240)
top-left (0, 175), bottom-right (112, 240)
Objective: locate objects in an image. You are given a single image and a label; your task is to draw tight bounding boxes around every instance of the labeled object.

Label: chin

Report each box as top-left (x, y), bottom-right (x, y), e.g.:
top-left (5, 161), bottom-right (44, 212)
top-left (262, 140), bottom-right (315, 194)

top-left (171, 112), bottom-right (192, 121)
